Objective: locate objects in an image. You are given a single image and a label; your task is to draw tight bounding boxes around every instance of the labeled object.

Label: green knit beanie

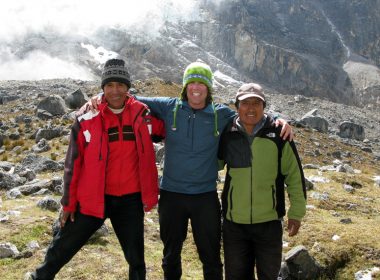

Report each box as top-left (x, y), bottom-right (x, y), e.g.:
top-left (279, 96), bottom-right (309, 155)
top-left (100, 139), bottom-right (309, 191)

top-left (180, 61), bottom-right (213, 99)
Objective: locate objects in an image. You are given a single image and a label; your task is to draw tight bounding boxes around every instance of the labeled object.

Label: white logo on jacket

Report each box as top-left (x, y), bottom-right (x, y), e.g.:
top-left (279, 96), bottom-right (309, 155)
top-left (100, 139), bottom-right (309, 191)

top-left (83, 130), bottom-right (91, 142)
top-left (78, 110), bottom-right (99, 122)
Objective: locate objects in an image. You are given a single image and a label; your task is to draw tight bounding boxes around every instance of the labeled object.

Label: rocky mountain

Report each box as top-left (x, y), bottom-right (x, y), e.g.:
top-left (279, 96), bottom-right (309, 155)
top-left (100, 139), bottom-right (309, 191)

top-left (0, 78), bottom-right (379, 153)
top-left (3, 0), bottom-right (379, 108)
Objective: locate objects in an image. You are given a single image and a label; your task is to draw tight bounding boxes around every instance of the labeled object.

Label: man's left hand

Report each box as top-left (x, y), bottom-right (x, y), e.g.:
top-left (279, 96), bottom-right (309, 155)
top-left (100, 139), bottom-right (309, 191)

top-left (287, 219), bottom-right (301, 237)
top-left (275, 118), bottom-right (294, 141)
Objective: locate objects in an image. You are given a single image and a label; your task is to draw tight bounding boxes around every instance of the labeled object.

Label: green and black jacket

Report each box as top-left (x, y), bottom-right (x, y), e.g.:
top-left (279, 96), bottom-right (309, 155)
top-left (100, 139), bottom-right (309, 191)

top-left (218, 115), bottom-right (306, 224)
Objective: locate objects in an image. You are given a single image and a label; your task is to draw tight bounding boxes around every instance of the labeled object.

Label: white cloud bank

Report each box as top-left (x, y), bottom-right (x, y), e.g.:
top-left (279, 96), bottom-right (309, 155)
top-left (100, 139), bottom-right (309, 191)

top-left (0, 0), bottom-right (204, 41)
top-left (0, 0), bottom-right (224, 80)
top-left (0, 49), bottom-right (95, 80)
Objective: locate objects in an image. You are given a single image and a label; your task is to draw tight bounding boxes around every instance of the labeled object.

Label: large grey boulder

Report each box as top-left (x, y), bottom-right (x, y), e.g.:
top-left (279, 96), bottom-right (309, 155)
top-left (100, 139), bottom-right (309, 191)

top-left (35, 128), bottom-right (62, 142)
top-left (36, 95), bottom-right (68, 118)
top-left (338, 121), bottom-right (365, 141)
top-left (0, 171), bottom-right (24, 190)
top-left (280, 245), bottom-right (322, 279)
top-left (18, 179), bottom-right (53, 195)
top-left (64, 88), bottom-right (89, 109)
top-left (0, 243), bottom-right (19, 258)
top-left (21, 154), bottom-right (64, 173)
top-left (32, 138), bottom-right (51, 153)
top-left (299, 109), bottom-right (329, 133)
top-left (37, 196), bottom-right (61, 211)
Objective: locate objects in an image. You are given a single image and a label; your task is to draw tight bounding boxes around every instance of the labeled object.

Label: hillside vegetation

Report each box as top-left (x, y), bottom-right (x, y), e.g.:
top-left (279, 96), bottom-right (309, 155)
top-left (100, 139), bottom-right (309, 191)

top-left (0, 79), bottom-right (379, 279)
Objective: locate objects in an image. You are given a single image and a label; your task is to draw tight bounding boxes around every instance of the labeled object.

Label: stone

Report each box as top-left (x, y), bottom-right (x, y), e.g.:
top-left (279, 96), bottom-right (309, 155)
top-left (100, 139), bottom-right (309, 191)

top-left (338, 121), bottom-right (365, 141)
top-left (280, 245), bottom-right (321, 279)
top-left (36, 95), bottom-right (68, 117)
top-left (0, 242), bottom-right (19, 258)
top-left (64, 88), bottom-right (89, 109)
top-left (37, 196), bottom-right (60, 212)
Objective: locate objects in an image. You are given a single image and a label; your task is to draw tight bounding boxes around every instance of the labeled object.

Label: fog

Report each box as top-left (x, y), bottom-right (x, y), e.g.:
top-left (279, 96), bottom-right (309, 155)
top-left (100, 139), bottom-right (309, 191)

top-left (0, 0), bottom-right (221, 80)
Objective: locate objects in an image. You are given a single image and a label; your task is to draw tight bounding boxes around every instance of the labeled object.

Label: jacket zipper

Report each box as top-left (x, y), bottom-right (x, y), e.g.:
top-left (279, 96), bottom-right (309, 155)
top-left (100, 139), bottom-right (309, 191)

top-left (187, 112), bottom-right (196, 150)
top-left (250, 164), bottom-right (253, 224)
top-left (187, 114), bottom-right (191, 138)
top-left (249, 135), bottom-right (253, 224)
top-left (229, 186), bottom-right (234, 221)
top-left (191, 112), bottom-right (195, 151)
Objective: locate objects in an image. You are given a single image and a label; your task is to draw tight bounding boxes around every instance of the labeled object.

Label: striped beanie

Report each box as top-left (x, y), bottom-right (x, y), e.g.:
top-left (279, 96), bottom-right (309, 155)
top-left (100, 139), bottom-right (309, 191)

top-left (180, 61), bottom-right (213, 99)
top-left (101, 59), bottom-right (131, 89)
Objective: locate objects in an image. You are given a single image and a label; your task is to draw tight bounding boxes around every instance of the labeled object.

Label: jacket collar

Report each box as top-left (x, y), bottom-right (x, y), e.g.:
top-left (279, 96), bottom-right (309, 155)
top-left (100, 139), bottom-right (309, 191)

top-left (98, 95), bottom-right (131, 115)
top-left (229, 114), bottom-right (274, 133)
top-left (179, 99), bottom-right (215, 114)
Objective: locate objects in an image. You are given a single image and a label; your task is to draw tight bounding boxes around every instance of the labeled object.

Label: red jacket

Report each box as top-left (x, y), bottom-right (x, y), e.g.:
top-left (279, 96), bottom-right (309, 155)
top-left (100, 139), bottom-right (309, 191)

top-left (61, 96), bottom-right (164, 218)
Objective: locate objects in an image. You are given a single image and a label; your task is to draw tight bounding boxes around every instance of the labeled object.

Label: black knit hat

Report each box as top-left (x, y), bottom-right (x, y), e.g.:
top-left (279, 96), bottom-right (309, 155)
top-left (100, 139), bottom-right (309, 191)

top-left (101, 59), bottom-right (131, 89)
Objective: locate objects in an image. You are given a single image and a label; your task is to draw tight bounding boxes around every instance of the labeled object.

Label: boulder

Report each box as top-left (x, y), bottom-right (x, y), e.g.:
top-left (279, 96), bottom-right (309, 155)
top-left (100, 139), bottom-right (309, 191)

top-left (64, 88), bottom-right (89, 109)
top-left (0, 243), bottom-right (19, 259)
top-left (37, 196), bottom-right (60, 211)
top-left (300, 110), bottom-right (329, 133)
top-left (32, 138), bottom-right (51, 153)
top-left (0, 171), bottom-right (24, 190)
top-left (36, 95), bottom-right (67, 117)
top-left (280, 245), bottom-right (322, 279)
top-left (21, 154), bottom-right (64, 173)
top-left (338, 121), bottom-right (365, 141)
top-left (35, 128), bottom-right (62, 142)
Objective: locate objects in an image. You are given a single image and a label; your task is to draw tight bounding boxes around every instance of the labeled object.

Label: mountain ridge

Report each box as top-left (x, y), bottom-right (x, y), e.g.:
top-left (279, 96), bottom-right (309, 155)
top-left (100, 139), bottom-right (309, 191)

top-left (2, 0), bottom-right (379, 108)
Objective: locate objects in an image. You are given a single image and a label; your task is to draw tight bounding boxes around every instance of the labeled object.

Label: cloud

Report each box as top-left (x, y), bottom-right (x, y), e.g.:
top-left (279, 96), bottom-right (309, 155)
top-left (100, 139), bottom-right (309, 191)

top-left (0, 0), bottom-right (201, 42)
top-left (0, 0), bottom-right (215, 80)
top-left (0, 49), bottom-right (95, 80)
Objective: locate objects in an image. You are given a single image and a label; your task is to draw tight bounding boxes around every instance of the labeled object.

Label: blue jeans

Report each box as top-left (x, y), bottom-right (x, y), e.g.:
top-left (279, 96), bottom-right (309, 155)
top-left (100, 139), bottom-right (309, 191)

top-left (32, 193), bottom-right (145, 280)
top-left (223, 219), bottom-right (283, 280)
top-left (158, 190), bottom-right (222, 280)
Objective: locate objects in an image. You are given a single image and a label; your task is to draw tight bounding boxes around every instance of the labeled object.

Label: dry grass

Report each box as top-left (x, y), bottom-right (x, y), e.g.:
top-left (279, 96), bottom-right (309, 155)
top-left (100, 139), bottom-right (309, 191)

top-left (1, 80), bottom-right (380, 279)
top-left (0, 196), bottom-right (203, 279)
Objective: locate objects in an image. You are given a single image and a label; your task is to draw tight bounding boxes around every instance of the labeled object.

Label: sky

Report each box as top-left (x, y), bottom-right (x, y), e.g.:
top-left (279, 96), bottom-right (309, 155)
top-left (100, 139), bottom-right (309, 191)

top-left (0, 0), bottom-right (202, 40)
top-left (0, 0), bottom-right (221, 80)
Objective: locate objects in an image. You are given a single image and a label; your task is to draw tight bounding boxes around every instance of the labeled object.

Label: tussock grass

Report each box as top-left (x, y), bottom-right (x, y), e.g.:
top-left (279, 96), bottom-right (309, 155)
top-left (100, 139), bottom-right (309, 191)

top-left (1, 85), bottom-right (380, 279)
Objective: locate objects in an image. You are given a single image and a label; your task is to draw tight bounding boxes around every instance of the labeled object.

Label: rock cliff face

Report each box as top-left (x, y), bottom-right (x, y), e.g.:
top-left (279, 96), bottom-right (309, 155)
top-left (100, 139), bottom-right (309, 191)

top-left (3, 0), bottom-right (380, 108)
top-left (177, 0), bottom-right (379, 107)
top-left (94, 0), bottom-right (380, 107)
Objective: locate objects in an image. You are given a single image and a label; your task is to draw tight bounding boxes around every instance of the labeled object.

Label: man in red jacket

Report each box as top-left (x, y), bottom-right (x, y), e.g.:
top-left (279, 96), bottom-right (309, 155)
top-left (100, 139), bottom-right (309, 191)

top-left (29, 59), bottom-right (164, 280)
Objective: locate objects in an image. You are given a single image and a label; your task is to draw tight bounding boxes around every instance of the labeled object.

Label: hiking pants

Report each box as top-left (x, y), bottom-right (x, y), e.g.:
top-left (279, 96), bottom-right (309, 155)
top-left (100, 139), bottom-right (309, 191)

top-left (32, 193), bottom-right (145, 280)
top-left (223, 219), bottom-right (283, 280)
top-left (158, 190), bottom-right (222, 280)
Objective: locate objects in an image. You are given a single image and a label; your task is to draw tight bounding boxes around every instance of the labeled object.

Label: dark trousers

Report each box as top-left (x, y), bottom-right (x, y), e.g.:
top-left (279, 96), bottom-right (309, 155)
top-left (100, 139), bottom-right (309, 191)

top-left (223, 219), bottom-right (283, 280)
top-left (158, 190), bottom-right (222, 280)
top-left (32, 193), bottom-right (145, 280)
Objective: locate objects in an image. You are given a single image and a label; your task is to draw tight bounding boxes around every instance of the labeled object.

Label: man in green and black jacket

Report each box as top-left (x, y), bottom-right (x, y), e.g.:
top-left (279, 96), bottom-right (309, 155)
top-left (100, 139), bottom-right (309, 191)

top-left (218, 83), bottom-right (306, 280)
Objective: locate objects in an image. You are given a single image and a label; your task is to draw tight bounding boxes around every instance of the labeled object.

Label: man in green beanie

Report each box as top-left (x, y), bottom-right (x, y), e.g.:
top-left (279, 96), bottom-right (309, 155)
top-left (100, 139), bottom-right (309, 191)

top-left (83, 60), bottom-right (292, 280)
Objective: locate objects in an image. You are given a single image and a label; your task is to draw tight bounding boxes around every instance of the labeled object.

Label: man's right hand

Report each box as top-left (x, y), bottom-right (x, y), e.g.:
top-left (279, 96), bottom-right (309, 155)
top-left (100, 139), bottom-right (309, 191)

top-left (60, 210), bottom-right (75, 228)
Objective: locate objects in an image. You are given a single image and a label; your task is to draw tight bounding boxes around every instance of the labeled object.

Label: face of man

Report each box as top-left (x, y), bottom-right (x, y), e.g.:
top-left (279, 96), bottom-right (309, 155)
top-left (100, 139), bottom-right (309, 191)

top-left (237, 97), bottom-right (265, 133)
top-left (186, 82), bottom-right (208, 109)
top-left (103, 82), bottom-right (129, 109)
